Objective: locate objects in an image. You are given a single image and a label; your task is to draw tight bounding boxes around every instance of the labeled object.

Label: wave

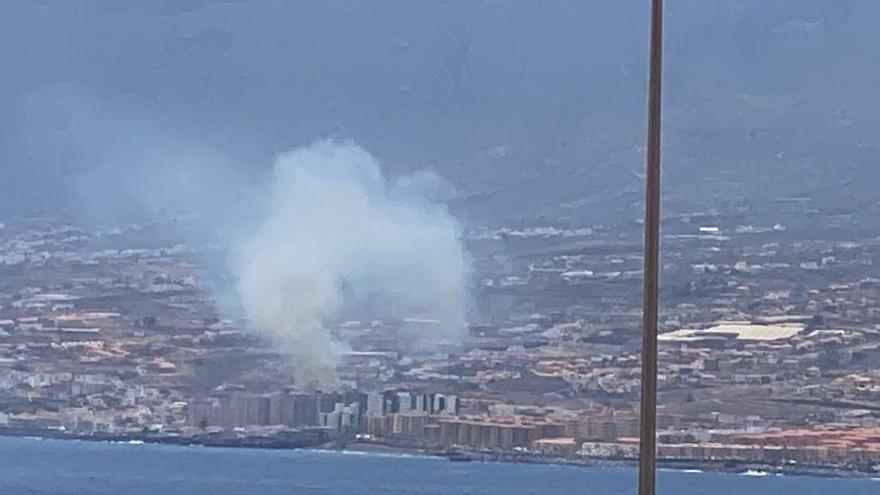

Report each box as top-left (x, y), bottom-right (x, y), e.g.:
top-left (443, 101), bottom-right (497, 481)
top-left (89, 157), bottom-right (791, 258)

top-left (309, 449), bottom-right (438, 461)
top-left (658, 468), bottom-right (703, 474)
top-left (342, 451), bottom-right (429, 460)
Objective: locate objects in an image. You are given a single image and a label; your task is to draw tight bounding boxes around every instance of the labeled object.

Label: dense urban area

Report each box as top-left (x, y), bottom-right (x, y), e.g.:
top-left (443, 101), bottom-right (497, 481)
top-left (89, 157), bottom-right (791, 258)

top-left (2, 193), bottom-right (880, 477)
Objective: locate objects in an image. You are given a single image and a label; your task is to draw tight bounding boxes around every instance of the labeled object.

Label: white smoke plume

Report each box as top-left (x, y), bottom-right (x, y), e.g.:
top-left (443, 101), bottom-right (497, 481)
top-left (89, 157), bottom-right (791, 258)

top-left (13, 85), bottom-right (469, 389)
top-left (234, 140), bottom-right (468, 388)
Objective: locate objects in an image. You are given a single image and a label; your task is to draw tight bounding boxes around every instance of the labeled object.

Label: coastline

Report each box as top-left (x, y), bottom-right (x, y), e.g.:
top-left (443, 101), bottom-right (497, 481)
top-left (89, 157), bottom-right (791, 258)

top-left (337, 442), bottom-right (877, 479)
top-left (0, 426), bottom-right (327, 450)
top-left (1, 429), bottom-right (876, 480)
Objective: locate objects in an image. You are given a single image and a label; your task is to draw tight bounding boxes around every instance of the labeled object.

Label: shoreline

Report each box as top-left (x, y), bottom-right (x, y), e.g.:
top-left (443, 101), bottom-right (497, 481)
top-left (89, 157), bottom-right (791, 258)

top-left (2, 429), bottom-right (877, 480)
top-left (0, 426), bottom-right (327, 450)
top-left (336, 441), bottom-right (877, 479)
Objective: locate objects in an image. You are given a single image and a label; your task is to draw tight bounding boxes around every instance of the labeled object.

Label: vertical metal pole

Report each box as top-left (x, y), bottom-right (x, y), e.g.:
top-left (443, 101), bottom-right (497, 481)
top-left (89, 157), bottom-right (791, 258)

top-left (639, 1), bottom-right (663, 495)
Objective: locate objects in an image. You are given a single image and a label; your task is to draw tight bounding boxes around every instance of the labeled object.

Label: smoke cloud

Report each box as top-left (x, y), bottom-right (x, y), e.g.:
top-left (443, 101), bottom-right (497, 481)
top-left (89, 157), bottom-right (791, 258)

top-left (10, 86), bottom-right (469, 389)
top-left (235, 141), bottom-right (468, 388)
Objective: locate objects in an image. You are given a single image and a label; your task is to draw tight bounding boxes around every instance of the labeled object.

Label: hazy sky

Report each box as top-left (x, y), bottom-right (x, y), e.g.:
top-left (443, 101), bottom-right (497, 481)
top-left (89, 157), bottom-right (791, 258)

top-left (1, 0), bottom-right (876, 223)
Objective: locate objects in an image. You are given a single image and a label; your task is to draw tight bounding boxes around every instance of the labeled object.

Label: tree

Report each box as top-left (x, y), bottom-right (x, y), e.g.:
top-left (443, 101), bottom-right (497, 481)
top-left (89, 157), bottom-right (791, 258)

top-left (818, 348), bottom-right (840, 369)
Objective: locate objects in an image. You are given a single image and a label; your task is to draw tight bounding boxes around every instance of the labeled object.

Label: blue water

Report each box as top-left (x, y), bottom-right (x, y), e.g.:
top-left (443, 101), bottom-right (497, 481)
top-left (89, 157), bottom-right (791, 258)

top-left (0, 436), bottom-right (877, 495)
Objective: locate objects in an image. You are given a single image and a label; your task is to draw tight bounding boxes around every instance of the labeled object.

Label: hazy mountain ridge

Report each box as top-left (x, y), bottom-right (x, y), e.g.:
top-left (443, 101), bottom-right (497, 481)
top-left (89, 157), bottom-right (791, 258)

top-left (1, 0), bottom-right (877, 225)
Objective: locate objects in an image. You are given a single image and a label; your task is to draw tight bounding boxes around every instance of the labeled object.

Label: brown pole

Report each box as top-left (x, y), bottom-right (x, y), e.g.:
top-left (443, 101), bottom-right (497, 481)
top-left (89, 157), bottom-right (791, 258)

top-left (639, 0), bottom-right (663, 494)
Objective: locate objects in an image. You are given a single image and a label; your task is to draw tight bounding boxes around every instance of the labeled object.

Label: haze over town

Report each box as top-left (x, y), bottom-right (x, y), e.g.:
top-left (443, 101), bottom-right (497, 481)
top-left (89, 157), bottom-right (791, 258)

top-left (2, 0), bottom-right (880, 479)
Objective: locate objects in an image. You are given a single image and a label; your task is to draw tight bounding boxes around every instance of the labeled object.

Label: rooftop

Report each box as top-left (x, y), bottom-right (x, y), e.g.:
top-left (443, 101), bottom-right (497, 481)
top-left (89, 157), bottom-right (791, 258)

top-left (659, 322), bottom-right (804, 343)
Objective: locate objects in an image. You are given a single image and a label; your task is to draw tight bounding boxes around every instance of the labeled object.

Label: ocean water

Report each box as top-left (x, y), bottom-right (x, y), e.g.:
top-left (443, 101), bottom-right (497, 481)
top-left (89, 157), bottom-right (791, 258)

top-left (0, 436), bottom-right (877, 495)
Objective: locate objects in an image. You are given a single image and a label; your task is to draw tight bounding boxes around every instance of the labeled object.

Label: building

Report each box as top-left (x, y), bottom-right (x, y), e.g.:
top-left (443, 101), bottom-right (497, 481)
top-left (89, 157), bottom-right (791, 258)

top-left (436, 416), bottom-right (565, 450)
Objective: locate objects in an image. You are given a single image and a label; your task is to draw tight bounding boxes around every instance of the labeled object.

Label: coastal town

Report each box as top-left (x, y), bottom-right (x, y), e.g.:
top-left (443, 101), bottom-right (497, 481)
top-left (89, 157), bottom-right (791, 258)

top-left (1, 192), bottom-right (880, 477)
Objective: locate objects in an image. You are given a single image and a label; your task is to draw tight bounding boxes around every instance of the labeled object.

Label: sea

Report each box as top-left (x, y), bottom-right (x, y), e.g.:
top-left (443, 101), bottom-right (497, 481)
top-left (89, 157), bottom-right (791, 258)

top-left (1, 436), bottom-right (878, 495)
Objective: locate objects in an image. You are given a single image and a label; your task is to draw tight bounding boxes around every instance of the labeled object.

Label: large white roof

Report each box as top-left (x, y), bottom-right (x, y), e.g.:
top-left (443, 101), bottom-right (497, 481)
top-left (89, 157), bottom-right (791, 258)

top-left (659, 322), bottom-right (804, 343)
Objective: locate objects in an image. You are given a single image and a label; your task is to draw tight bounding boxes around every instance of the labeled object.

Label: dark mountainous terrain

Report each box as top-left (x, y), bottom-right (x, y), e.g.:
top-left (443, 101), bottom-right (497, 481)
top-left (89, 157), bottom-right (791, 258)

top-left (1, 0), bottom-right (877, 226)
